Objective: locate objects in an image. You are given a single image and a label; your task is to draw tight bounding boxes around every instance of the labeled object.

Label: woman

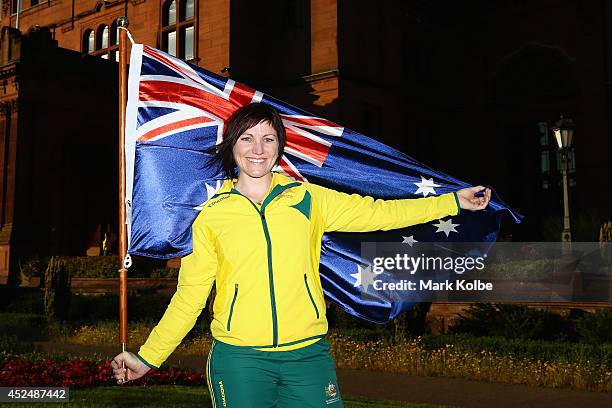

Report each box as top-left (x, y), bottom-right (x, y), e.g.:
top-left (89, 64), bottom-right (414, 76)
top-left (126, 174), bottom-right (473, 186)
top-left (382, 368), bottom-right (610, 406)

top-left (111, 103), bottom-right (490, 407)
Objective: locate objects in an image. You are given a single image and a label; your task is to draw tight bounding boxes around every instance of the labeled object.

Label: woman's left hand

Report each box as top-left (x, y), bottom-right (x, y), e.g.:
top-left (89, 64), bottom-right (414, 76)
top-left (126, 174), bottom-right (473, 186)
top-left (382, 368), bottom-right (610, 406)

top-left (456, 186), bottom-right (491, 211)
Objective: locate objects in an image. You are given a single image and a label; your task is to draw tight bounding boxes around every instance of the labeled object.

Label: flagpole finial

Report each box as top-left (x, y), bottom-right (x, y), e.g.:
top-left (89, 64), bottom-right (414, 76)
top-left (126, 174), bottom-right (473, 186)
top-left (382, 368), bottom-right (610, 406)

top-left (118, 16), bottom-right (129, 28)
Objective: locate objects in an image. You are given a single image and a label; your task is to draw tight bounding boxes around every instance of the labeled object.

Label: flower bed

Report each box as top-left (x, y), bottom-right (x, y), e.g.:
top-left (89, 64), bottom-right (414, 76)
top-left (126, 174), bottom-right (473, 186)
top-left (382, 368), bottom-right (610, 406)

top-left (0, 357), bottom-right (205, 388)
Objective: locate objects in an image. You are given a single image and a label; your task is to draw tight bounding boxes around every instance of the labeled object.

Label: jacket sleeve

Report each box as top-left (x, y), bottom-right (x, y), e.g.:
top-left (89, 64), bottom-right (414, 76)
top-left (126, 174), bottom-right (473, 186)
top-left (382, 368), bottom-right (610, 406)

top-left (136, 216), bottom-right (217, 369)
top-left (308, 183), bottom-right (461, 233)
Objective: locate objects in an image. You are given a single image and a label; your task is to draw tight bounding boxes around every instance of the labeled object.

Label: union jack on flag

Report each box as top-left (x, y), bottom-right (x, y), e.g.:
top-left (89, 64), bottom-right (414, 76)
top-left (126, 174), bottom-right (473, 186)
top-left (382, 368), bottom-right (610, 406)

top-left (125, 45), bottom-right (521, 323)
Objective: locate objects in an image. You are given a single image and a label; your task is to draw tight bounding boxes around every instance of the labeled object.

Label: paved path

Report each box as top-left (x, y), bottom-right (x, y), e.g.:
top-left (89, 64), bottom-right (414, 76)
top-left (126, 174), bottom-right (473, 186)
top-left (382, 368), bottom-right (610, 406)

top-left (34, 342), bottom-right (612, 408)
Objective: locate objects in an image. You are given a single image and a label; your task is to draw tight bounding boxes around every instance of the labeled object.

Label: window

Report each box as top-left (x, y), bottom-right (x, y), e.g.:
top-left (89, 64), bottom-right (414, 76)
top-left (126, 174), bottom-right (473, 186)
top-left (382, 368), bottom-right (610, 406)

top-left (83, 20), bottom-right (120, 61)
top-left (98, 25), bottom-right (109, 50)
top-left (162, 0), bottom-right (196, 60)
top-left (83, 29), bottom-right (95, 54)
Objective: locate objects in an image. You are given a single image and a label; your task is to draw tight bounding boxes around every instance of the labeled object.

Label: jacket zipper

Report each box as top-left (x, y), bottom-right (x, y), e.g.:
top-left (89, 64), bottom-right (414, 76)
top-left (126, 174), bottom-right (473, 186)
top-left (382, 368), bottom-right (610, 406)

top-left (223, 182), bottom-right (300, 347)
top-left (304, 274), bottom-right (320, 319)
top-left (226, 283), bottom-right (239, 331)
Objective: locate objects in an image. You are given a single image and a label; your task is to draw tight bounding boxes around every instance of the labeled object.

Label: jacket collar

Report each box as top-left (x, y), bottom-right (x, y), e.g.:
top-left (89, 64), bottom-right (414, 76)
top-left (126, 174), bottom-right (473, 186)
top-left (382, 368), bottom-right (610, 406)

top-left (217, 172), bottom-right (298, 195)
top-left (212, 172), bottom-right (301, 210)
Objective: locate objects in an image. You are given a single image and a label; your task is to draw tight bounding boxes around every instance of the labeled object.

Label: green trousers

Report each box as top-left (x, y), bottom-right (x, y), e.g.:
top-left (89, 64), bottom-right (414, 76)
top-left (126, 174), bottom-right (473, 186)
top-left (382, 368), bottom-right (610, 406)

top-left (206, 338), bottom-right (343, 408)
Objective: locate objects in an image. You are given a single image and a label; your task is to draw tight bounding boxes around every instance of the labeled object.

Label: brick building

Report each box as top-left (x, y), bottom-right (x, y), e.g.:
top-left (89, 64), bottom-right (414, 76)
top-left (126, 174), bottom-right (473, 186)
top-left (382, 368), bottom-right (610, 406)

top-left (1, 1), bottom-right (612, 284)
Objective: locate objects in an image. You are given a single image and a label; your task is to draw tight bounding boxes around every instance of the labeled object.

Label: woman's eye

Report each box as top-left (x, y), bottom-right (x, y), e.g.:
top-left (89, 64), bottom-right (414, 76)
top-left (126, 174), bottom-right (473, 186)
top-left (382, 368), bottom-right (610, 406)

top-left (240, 137), bottom-right (251, 142)
top-left (265, 137), bottom-right (276, 143)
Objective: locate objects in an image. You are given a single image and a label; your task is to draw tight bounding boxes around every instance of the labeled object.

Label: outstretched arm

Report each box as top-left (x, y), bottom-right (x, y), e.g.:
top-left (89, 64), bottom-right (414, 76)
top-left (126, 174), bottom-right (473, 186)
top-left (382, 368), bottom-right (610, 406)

top-left (309, 183), bottom-right (489, 233)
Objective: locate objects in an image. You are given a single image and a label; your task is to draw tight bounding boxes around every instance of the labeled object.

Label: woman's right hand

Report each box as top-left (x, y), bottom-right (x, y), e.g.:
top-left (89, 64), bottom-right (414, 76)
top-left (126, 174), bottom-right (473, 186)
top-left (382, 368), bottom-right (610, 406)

top-left (110, 351), bottom-right (151, 385)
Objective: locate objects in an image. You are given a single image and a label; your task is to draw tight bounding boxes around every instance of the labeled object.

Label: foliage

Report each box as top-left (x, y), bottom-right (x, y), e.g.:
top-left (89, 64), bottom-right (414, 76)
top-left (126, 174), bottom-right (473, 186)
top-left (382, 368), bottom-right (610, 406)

top-left (0, 357), bottom-right (206, 388)
top-left (17, 255), bottom-right (179, 279)
top-left (421, 334), bottom-right (612, 367)
top-left (62, 256), bottom-right (117, 278)
top-left (65, 320), bottom-right (210, 355)
top-left (0, 313), bottom-right (49, 341)
top-left (600, 219), bottom-right (612, 243)
top-left (150, 268), bottom-right (180, 278)
top-left (0, 335), bottom-right (35, 355)
top-left (449, 303), bottom-right (576, 341)
top-left (576, 308), bottom-right (612, 344)
top-left (541, 213), bottom-right (603, 242)
top-left (43, 256), bottom-right (71, 323)
top-left (68, 293), bottom-right (183, 324)
top-left (328, 334), bottom-right (612, 392)
top-left (18, 256), bottom-right (47, 283)
top-left (1, 288), bottom-right (44, 314)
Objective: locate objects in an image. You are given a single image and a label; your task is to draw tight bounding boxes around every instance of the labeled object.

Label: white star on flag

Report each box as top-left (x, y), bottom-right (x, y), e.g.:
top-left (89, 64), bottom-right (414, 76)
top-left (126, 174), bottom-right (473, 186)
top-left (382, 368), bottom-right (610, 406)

top-left (402, 235), bottom-right (418, 247)
top-left (414, 176), bottom-right (441, 197)
top-left (433, 218), bottom-right (460, 237)
top-left (350, 264), bottom-right (377, 291)
top-left (194, 180), bottom-right (223, 210)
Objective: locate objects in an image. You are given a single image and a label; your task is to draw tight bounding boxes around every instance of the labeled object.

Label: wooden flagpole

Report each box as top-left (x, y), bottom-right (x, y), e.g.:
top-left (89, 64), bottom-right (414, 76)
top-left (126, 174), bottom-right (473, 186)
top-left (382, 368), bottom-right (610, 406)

top-left (118, 16), bottom-right (129, 356)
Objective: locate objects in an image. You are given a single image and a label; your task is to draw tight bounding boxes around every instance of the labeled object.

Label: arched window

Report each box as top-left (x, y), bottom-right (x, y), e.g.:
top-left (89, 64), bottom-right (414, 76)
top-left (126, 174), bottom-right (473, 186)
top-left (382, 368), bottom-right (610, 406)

top-left (85, 21), bottom-right (120, 61)
top-left (165, 0), bottom-right (177, 25)
top-left (183, 0), bottom-right (194, 20)
top-left (101, 26), bottom-right (109, 49)
top-left (96, 25), bottom-right (108, 52)
top-left (83, 29), bottom-right (95, 54)
top-left (111, 20), bottom-right (119, 46)
top-left (162, 0), bottom-right (196, 61)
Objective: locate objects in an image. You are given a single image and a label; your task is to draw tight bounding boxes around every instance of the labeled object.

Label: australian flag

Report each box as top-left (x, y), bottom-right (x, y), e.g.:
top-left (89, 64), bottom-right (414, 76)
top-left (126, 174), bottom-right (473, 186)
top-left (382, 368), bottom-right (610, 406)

top-left (125, 45), bottom-right (521, 323)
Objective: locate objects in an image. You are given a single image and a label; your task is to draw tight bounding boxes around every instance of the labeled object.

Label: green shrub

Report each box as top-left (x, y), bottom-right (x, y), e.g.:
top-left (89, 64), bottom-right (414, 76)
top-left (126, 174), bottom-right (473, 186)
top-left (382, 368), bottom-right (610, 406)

top-left (149, 268), bottom-right (179, 278)
top-left (421, 333), bottom-right (612, 367)
top-left (0, 335), bottom-right (35, 354)
top-left (328, 327), bottom-right (393, 343)
top-left (0, 313), bottom-right (49, 341)
top-left (576, 308), bottom-right (612, 344)
top-left (44, 257), bottom-right (71, 323)
top-left (18, 255), bottom-right (176, 279)
top-left (450, 303), bottom-right (575, 341)
top-left (68, 293), bottom-right (202, 325)
top-left (63, 256), bottom-right (117, 278)
top-left (18, 256), bottom-right (47, 279)
top-left (2, 288), bottom-right (44, 314)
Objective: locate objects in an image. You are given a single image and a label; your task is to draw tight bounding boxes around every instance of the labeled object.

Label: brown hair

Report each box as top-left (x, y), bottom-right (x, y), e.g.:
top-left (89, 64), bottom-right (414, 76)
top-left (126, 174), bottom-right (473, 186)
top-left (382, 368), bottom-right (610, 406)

top-left (208, 103), bottom-right (286, 178)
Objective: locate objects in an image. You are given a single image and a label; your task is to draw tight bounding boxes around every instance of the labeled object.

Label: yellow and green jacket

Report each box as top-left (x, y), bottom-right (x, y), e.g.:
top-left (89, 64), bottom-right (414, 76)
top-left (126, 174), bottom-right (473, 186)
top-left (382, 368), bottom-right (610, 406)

top-left (137, 172), bottom-right (460, 368)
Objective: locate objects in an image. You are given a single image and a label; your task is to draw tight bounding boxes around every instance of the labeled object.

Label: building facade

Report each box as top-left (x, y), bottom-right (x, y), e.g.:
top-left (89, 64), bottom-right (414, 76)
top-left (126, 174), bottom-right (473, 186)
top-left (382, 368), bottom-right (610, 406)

top-left (1, 0), bottom-right (612, 284)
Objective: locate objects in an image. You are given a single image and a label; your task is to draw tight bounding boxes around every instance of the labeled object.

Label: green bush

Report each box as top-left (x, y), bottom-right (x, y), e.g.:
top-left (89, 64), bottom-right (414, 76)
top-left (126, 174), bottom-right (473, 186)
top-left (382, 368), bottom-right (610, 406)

top-left (44, 256), bottom-right (71, 323)
top-left (149, 268), bottom-right (179, 278)
top-left (18, 255), bottom-right (177, 279)
top-left (450, 303), bottom-right (575, 341)
top-left (421, 333), bottom-right (612, 367)
top-left (18, 256), bottom-right (47, 280)
top-left (328, 327), bottom-right (393, 343)
top-left (67, 293), bottom-right (204, 325)
top-left (0, 313), bottom-right (49, 341)
top-left (63, 257), bottom-right (117, 278)
top-left (576, 308), bottom-right (612, 344)
top-left (2, 288), bottom-right (44, 314)
top-left (0, 335), bottom-right (35, 354)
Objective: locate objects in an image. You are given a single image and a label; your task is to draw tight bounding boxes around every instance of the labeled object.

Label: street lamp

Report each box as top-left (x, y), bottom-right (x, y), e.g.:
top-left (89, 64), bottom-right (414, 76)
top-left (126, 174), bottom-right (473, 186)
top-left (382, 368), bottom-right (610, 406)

top-left (551, 116), bottom-right (574, 242)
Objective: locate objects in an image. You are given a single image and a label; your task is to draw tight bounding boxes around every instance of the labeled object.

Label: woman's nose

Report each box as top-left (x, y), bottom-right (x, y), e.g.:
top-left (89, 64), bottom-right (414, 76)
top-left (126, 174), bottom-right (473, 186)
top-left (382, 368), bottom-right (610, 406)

top-left (252, 140), bottom-right (264, 154)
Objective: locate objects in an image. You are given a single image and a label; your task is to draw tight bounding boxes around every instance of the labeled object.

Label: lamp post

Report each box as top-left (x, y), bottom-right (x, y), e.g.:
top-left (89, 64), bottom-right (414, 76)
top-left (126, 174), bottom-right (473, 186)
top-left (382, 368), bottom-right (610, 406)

top-left (551, 116), bottom-right (574, 243)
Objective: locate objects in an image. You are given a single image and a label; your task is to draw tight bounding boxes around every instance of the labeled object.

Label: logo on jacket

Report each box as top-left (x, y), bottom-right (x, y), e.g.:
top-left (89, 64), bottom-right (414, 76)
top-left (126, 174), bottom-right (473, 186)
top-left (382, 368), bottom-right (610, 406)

top-left (325, 380), bottom-right (340, 404)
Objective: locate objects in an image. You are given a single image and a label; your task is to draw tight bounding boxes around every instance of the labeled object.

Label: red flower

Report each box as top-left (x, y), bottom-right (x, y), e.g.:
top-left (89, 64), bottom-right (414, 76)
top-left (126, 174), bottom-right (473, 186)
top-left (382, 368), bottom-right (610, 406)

top-left (0, 357), bottom-right (205, 388)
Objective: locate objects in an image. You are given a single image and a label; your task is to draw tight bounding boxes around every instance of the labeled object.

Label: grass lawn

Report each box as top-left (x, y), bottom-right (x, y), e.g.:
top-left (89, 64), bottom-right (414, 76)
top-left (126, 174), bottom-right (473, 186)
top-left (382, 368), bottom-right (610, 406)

top-left (2, 385), bottom-right (453, 408)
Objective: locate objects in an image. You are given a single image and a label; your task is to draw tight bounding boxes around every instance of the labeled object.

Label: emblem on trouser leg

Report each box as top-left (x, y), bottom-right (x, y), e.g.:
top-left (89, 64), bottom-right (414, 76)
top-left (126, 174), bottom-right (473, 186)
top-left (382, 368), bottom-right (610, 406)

top-left (325, 380), bottom-right (340, 404)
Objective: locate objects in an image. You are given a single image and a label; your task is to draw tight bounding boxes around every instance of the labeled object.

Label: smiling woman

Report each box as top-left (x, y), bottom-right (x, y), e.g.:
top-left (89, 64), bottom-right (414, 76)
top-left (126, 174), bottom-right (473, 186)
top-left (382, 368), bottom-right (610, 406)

top-left (206, 103), bottom-right (287, 183)
top-left (110, 103), bottom-right (490, 408)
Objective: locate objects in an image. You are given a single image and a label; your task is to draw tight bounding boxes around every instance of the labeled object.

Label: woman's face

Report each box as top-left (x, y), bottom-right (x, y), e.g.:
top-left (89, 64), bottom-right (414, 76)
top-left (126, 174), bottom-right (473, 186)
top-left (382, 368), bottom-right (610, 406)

top-left (233, 121), bottom-right (280, 180)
